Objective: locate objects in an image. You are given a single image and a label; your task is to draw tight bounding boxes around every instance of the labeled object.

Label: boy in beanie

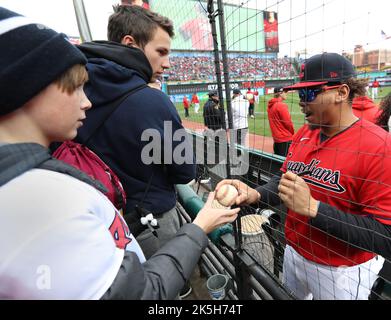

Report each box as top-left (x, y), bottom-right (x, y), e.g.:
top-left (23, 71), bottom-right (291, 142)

top-left (216, 53), bottom-right (391, 300)
top-left (0, 7), bottom-right (238, 299)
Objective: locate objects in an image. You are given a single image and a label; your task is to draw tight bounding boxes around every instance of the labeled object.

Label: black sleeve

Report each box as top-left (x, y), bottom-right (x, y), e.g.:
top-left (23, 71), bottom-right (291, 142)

top-left (310, 202), bottom-right (391, 259)
top-left (100, 223), bottom-right (208, 300)
top-left (255, 173), bottom-right (282, 207)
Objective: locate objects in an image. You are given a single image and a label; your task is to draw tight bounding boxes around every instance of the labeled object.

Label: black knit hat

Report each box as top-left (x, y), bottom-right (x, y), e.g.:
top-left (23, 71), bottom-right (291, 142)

top-left (284, 53), bottom-right (356, 90)
top-left (0, 7), bottom-right (87, 116)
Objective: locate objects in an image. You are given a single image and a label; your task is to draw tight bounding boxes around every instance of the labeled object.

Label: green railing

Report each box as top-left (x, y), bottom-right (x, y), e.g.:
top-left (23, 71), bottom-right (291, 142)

top-left (175, 184), bottom-right (233, 244)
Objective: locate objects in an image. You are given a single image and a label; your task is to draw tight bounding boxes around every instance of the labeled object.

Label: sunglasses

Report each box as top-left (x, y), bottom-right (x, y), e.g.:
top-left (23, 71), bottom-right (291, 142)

top-left (298, 85), bottom-right (341, 103)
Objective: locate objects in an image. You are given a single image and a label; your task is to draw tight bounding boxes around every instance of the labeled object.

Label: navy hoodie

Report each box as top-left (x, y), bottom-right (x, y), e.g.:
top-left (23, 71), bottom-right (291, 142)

top-left (76, 41), bottom-right (195, 215)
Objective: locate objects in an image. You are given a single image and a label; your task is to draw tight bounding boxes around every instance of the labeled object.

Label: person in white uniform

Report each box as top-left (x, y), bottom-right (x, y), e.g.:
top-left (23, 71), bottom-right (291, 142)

top-left (231, 89), bottom-right (250, 146)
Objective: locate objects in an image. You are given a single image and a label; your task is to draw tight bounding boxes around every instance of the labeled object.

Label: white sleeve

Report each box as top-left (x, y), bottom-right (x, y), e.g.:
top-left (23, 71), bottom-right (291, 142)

top-left (0, 170), bottom-right (144, 300)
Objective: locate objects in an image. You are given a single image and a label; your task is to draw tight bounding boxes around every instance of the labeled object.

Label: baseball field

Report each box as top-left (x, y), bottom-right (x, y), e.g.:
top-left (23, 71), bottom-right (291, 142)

top-left (174, 86), bottom-right (391, 137)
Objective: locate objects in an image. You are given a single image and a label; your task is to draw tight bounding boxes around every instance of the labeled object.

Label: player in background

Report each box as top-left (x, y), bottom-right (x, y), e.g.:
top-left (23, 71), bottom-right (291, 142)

top-left (246, 88), bottom-right (258, 118)
top-left (217, 53), bottom-right (391, 300)
top-left (183, 95), bottom-right (190, 118)
top-left (191, 92), bottom-right (200, 114)
top-left (371, 78), bottom-right (380, 100)
top-left (267, 87), bottom-right (295, 156)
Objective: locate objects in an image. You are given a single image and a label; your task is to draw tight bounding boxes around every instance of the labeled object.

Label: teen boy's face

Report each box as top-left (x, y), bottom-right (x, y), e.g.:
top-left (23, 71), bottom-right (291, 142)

top-left (142, 27), bottom-right (171, 82)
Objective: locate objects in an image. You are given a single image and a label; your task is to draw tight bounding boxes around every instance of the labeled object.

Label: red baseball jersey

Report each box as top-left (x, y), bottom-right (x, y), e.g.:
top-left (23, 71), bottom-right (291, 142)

top-left (183, 96), bottom-right (190, 109)
top-left (281, 119), bottom-right (391, 266)
top-left (372, 81), bottom-right (380, 88)
top-left (191, 95), bottom-right (199, 104)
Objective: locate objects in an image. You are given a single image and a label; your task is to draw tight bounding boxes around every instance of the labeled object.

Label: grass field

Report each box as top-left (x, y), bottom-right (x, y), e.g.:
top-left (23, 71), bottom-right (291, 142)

top-left (174, 87), bottom-right (391, 137)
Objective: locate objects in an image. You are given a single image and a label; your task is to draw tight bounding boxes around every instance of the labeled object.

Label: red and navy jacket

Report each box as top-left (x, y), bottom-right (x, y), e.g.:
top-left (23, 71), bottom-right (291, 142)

top-left (267, 97), bottom-right (295, 143)
top-left (352, 96), bottom-right (379, 124)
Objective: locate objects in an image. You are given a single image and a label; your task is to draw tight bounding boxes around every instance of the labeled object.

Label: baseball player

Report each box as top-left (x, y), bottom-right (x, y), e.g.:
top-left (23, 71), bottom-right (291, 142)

top-left (217, 53), bottom-right (391, 300)
top-left (246, 88), bottom-right (258, 118)
top-left (191, 93), bottom-right (200, 114)
top-left (371, 78), bottom-right (380, 100)
top-left (267, 87), bottom-right (295, 156)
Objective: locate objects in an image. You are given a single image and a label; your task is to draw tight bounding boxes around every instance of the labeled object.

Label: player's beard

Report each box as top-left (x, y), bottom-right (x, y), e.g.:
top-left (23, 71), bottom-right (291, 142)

top-left (308, 123), bottom-right (321, 130)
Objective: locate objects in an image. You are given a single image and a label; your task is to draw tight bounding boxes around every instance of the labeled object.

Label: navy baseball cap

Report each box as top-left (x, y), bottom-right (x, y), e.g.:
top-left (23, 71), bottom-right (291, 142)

top-left (233, 89), bottom-right (241, 94)
top-left (273, 86), bottom-right (284, 94)
top-left (208, 90), bottom-right (218, 97)
top-left (284, 53), bottom-right (356, 90)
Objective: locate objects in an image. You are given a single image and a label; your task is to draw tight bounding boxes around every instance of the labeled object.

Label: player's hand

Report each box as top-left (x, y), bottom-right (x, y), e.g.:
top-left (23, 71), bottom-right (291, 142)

top-left (193, 192), bottom-right (240, 234)
top-left (278, 171), bottom-right (319, 218)
top-left (215, 179), bottom-right (260, 206)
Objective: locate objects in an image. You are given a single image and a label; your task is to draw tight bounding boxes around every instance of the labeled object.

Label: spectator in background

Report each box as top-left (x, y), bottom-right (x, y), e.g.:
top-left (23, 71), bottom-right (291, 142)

top-left (165, 55), bottom-right (292, 82)
top-left (352, 90), bottom-right (379, 124)
top-left (191, 92), bottom-right (200, 114)
top-left (246, 88), bottom-right (258, 118)
top-left (372, 78), bottom-right (380, 100)
top-left (183, 95), bottom-right (190, 118)
top-left (267, 87), bottom-right (294, 156)
top-left (376, 92), bottom-right (391, 132)
top-left (231, 89), bottom-right (249, 146)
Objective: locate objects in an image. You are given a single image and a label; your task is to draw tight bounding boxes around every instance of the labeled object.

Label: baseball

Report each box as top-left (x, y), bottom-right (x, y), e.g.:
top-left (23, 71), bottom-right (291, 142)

top-left (215, 184), bottom-right (238, 207)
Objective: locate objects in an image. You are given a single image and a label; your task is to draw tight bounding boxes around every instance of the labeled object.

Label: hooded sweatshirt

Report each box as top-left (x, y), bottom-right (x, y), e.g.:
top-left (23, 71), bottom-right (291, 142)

top-left (267, 97), bottom-right (294, 143)
top-left (352, 96), bottom-right (379, 124)
top-left (76, 41), bottom-right (195, 216)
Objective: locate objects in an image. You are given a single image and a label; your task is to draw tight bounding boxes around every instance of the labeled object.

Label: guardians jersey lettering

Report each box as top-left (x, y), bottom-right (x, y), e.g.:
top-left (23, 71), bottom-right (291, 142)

top-left (286, 159), bottom-right (345, 193)
top-left (281, 120), bottom-right (391, 266)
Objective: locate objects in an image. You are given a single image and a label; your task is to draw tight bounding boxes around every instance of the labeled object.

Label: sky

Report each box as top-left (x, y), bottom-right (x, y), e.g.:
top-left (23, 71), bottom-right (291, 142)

top-left (0, 0), bottom-right (390, 58)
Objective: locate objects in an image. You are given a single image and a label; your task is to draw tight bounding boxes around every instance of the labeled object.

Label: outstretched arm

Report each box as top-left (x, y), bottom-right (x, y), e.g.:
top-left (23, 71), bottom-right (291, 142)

top-left (101, 193), bottom-right (239, 299)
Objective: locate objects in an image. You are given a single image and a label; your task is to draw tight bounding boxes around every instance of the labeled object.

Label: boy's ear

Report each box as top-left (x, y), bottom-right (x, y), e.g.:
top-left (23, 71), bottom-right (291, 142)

top-left (121, 35), bottom-right (138, 47)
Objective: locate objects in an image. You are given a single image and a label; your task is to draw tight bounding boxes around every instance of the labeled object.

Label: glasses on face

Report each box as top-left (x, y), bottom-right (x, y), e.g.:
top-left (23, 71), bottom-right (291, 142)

top-left (298, 85), bottom-right (341, 103)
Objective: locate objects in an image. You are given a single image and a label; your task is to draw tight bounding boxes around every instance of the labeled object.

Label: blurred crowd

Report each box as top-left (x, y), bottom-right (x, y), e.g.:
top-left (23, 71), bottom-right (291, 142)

top-left (166, 56), bottom-right (294, 81)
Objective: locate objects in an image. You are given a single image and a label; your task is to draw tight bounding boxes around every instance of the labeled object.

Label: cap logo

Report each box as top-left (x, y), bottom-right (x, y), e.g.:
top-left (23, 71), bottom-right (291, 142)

top-left (330, 72), bottom-right (339, 78)
top-left (299, 64), bottom-right (305, 80)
